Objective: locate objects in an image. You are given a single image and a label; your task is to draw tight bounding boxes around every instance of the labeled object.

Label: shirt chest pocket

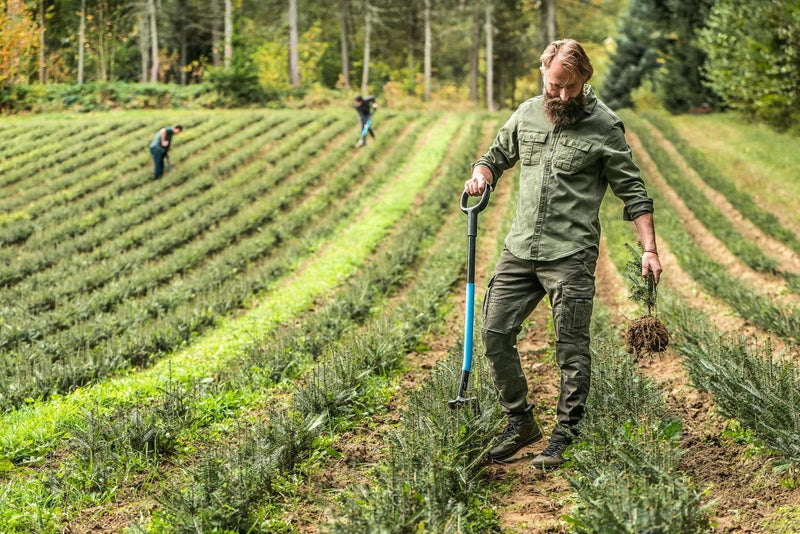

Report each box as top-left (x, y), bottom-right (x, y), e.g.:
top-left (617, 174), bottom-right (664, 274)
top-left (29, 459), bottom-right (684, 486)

top-left (554, 137), bottom-right (593, 173)
top-left (519, 130), bottom-right (548, 165)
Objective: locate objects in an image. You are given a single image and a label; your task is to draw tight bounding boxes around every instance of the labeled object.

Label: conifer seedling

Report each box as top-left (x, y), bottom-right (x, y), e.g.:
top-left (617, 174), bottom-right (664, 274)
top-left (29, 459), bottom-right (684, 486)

top-left (623, 242), bottom-right (670, 359)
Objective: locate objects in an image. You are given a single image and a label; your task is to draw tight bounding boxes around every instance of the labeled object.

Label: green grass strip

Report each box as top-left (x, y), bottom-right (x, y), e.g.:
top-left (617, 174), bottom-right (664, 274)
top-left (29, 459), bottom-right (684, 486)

top-left (0, 113), bottom-right (462, 464)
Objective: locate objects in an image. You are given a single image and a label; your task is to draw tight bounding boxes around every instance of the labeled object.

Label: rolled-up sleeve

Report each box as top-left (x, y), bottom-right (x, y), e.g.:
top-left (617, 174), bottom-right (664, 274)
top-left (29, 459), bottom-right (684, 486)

top-left (473, 110), bottom-right (521, 186)
top-left (603, 121), bottom-right (653, 221)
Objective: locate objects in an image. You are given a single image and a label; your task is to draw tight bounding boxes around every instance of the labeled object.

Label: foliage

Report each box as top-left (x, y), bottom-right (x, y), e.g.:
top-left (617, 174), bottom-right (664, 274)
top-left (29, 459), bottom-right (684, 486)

top-left (0, 0), bottom-right (39, 92)
top-left (666, 300), bottom-right (800, 464)
top-left (623, 242), bottom-right (658, 314)
top-left (250, 21), bottom-right (329, 95)
top-left (602, 0), bottom-right (717, 112)
top-left (0, 81), bottom-right (219, 113)
top-left (564, 309), bottom-right (708, 532)
top-left (205, 61), bottom-right (269, 105)
top-left (698, 0), bottom-right (800, 131)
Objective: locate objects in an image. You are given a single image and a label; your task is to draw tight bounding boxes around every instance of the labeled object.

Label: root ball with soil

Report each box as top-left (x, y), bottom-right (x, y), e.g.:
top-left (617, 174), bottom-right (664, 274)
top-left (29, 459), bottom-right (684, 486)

top-left (625, 315), bottom-right (670, 359)
top-left (623, 243), bottom-right (670, 360)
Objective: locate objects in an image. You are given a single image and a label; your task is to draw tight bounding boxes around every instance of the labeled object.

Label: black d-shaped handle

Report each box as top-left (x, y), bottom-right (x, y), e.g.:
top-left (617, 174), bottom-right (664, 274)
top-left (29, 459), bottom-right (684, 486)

top-left (460, 186), bottom-right (491, 215)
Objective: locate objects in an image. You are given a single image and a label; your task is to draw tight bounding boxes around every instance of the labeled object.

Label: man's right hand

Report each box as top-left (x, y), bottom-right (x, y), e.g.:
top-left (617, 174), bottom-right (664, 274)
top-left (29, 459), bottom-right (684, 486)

top-left (464, 165), bottom-right (494, 196)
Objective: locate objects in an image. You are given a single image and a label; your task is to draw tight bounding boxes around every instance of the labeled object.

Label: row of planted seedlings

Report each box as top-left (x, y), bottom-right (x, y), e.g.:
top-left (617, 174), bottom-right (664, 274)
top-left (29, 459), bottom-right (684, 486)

top-left (599, 194), bottom-right (799, 516)
top-left (624, 110), bottom-right (800, 295)
top-left (598, 135), bottom-right (800, 468)
top-left (565, 195), bottom-right (710, 531)
top-left (0, 111), bottom-right (450, 467)
top-left (0, 112), bottom-right (304, 284)
top-left (0, 119), bottom-right (85, 163)
top-left (5, 114), bottom-right (356, 314)
top-left (0, 111), bottom-right (274, 251)
top-left (0, 113), bottom-right (353, 350)
top-left (663, 294), bottom-right (800, 468)
top-left (620, 111), bottom-right (784, 277)
top-left (0, 119), bottom-right (129, 189)
top-left (618, 112), bottom-right (800, 344)
top-left (0, 118), bottom-right (157, 212)
top-left (0, 112), bottom-right (243, 250)
top-left (0, 112), bottom-right (417, 412)
top-left (147, 114), bottom-right (496, 531)
top-left (0, 113), bottom-right (470, 532)
top-left (332, 130), bottom-right (518, 534)
top-left (640, 111), bottom-right (800, 256)
top-left (0, 117), bottom-right (154, 237)
top-left (0, 115), bottom-right (133, 178)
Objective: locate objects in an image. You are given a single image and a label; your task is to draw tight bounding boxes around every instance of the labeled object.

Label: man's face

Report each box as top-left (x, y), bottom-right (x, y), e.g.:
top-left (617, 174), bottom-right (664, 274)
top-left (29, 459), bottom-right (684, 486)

top-left (541, 56), bottom-right (586, 127)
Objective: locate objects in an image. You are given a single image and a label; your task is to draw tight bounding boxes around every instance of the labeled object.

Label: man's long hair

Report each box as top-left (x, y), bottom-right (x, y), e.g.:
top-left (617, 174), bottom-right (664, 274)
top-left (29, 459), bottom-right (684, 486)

top-left (540, 39), bottom-right (593, 82)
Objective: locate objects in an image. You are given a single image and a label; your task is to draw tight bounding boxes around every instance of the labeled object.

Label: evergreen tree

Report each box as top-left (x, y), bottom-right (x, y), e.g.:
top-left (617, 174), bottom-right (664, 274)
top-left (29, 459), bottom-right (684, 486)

top-left (602, 0), bottom-right (717, 112)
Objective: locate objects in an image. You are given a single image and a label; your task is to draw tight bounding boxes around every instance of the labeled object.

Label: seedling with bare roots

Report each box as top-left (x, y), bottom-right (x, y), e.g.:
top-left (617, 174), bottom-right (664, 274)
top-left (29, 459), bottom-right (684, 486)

top-left (623, 243), bottom-right (670, 360)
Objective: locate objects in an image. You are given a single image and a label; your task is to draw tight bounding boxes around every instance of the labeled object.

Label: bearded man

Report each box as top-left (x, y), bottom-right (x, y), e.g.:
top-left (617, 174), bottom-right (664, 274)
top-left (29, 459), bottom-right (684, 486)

top-left (464, 39), bottom-right (663, 468)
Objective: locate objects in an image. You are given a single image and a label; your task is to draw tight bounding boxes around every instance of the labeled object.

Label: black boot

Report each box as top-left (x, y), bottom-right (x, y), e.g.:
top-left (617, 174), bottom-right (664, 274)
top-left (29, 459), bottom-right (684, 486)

top-left (488, 416), bottom-right (542, 462)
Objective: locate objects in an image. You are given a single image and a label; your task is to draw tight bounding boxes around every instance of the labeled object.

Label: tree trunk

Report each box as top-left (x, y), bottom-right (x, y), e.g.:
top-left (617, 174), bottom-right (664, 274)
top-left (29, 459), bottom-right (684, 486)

top-left (78, 0), bottom-right (86, 84)
top-left (423, 0), bottom-right (431, 101)
top-left (288, 0), bottom-right (300, 86)
top-left (224, 0), bottom-right (232, 69)
top-left (38, 0), bottom-right (45, 83)
top-left (148, 0), bottom-right (158, 82)
top-left (211, 0), bottom-right (221, 67)
top-left (139, 12), bottom-right (148, 82)
top-left (498, 69), bottom-right (504, 108)
top-left (361, 3), bottom-right (371, 95)
top-left (179, 0), bottom-right (187, 85)
top-left (542, 0), bottom-right (556, 45)
top-left (338, 0), bottom-right (350, 89)
top-left (97, 0), bottom-right (107, 81)
top-left (485, 2), bottom-right (494, 112)
top-left (469, 3), bottom-right (480, 103)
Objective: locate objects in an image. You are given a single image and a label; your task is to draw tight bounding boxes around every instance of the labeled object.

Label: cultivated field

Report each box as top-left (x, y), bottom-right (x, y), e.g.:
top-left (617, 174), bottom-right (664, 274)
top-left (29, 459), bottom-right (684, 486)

top-left (0, 108), bottom-right (798, 532)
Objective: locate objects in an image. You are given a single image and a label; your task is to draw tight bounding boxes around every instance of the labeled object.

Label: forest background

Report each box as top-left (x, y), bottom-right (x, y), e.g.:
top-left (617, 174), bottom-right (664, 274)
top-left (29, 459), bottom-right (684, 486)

top-left (1, 0), bottom-right (799, 132)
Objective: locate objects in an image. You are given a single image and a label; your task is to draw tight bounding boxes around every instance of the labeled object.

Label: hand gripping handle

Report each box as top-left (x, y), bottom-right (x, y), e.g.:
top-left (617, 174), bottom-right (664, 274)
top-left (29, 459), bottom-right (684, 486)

top-left (460, 186), bottom-right (491, 215)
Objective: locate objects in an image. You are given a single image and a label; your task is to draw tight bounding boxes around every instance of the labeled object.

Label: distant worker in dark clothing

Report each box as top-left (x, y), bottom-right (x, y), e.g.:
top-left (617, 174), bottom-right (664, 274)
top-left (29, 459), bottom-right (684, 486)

top-left (149, 124), bottom-right (182, 178)
top-left (353, 95), bottom-right (378, 147)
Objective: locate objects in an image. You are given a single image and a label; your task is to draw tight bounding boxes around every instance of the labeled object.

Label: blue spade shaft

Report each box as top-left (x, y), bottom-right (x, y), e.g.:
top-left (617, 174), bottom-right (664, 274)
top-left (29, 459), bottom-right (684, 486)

top-left (452, 187), bottom-right (491, 405)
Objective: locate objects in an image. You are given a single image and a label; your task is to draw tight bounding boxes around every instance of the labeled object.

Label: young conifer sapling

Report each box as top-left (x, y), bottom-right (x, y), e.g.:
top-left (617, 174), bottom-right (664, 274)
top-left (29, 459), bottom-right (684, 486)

top-left (623, 242), bottom-right (670, 359)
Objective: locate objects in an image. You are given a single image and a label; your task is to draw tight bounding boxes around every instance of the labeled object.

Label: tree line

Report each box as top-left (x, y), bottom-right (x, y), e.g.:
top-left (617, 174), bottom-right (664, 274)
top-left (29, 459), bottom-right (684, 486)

top-left (1, 0), bottom-right (623, 110)
top-left (604, 0), bottom-right (800, 131)
top-left (1, 0), bottom-right (799, 128)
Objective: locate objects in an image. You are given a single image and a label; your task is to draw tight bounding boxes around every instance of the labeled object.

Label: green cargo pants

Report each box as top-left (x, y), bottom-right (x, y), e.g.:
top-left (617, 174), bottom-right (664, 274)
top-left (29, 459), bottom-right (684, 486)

top-left (482, 246), bottom-right (597, 442)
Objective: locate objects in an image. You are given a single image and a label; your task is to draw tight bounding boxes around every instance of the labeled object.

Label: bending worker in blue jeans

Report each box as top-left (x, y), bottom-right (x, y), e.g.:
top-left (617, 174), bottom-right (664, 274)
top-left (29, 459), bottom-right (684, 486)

top-left (464, 39), bottom-right (663, 468)
top-left (149, 124), bottom-right (182, 179)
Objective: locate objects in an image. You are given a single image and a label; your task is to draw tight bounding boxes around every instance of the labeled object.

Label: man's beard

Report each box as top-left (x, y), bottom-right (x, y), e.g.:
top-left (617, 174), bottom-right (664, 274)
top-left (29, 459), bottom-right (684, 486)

top-left (543, 89), bottom-right (586, 127)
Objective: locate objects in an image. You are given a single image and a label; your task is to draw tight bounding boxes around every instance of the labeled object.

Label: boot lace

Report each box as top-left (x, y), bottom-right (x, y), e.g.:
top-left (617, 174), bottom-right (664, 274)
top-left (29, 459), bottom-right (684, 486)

top-left (499, 423), bottom-right (520, 442)
top-left (540, 439), bottom-right (569, 457)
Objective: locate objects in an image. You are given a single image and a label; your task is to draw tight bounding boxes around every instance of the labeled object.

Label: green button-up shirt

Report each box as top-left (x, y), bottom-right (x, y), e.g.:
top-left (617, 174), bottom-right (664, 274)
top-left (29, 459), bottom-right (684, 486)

top-left (475, 86), bottom-right (653, 261)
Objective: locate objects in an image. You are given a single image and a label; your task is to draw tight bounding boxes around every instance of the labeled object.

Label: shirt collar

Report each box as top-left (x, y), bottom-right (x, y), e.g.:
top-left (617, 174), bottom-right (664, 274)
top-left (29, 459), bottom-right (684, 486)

top-left (582, 84), bottom-right (597, 115)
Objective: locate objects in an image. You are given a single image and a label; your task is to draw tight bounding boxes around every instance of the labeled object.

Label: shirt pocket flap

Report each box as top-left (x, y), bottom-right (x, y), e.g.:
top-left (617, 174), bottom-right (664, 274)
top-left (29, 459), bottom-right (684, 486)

top-left (520, 130), bottom-right (548, 144)
top-left (562, 137), bottom-right (592, 152)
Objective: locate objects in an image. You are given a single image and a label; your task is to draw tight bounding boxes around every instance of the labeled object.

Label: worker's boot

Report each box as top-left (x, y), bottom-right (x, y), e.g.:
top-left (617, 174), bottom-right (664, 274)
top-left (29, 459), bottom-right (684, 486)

top-left (531, 439), bottom-right (571, 469)
top-left (487, 413), bottom-right (542, 463)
